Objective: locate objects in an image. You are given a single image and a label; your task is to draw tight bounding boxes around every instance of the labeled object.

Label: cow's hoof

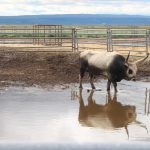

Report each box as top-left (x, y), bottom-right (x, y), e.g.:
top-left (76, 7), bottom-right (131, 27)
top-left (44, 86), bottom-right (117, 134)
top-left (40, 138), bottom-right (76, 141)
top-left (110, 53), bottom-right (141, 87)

top-left (92, 86), bottom-right (96, 89)
top-left (107, 89), bottom-right (110, 92)
top-left (114, 89), bottom-right (118, 93)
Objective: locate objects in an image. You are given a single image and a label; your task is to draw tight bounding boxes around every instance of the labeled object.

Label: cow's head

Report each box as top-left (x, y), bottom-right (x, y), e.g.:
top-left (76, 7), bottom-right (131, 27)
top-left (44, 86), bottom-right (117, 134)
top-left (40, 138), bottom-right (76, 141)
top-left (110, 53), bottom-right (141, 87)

top-left (123, 105), bottom-right (136, 123)
top-left (124, 52), bottom-right (149, 81)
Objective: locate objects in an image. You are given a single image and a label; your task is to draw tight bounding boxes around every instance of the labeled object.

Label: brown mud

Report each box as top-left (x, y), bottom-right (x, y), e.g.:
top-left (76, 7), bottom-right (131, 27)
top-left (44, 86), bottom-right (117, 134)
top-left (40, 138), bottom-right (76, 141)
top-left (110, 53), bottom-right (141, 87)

top-left (0, 47), bottom-right (149, 87)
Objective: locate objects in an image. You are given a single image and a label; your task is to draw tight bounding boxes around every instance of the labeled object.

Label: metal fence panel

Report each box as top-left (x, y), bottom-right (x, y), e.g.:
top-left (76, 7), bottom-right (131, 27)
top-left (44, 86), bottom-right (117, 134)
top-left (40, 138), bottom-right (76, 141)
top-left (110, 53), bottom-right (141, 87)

top-left (109, 29), bottom-right (149, 57)
top-left (76, 28), bottom-right (108, 51)
top-left (0, 25), bottom-right (77, 52)
top-left (0, 25), bottom-right (149, 57)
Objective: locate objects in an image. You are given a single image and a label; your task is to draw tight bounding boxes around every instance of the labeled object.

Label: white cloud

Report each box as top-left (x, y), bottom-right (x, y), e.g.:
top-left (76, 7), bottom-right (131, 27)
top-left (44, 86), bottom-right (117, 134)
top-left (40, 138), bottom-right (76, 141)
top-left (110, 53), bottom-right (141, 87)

top-left (0, 0), bottom-right (149, 16)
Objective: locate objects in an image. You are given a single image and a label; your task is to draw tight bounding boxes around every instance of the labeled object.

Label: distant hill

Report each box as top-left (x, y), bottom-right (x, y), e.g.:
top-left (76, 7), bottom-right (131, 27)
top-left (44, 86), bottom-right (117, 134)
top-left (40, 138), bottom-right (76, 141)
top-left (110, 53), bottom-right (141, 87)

top-left (0, 14), bottom-right (150, 25)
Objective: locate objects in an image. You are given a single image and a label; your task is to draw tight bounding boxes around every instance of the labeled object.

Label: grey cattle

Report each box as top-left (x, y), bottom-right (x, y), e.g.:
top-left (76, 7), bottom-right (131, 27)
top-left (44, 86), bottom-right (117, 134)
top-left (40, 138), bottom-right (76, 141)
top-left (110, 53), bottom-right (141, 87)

top-left (79, 51), bottom-right (149, 92)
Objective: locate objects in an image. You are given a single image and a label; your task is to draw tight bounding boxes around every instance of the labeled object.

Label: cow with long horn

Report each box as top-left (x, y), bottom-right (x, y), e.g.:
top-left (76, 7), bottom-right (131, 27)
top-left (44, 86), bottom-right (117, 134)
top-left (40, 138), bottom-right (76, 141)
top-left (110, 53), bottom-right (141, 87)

top-left (79, 50), bottom-right (149, 92)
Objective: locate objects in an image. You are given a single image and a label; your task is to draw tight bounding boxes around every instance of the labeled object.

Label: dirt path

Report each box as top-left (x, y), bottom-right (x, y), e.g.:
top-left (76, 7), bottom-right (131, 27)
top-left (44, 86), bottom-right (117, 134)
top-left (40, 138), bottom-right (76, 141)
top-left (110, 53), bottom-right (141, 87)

top-left (0, 47), bottom-right (149, 87)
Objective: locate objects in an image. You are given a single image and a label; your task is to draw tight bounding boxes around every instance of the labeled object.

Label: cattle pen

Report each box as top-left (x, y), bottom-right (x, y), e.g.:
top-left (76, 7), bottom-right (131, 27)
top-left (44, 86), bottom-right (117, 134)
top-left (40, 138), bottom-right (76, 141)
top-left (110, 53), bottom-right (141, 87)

top-left (0, 24), bottom-right (149, 58)
top-left (0, 24), bottom-right (150, 147)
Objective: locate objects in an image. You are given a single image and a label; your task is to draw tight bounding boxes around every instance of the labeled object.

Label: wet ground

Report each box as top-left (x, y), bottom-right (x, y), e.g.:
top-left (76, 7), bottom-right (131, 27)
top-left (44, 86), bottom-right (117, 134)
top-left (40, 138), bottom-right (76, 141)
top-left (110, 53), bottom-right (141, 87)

top-left (0, 50), bottom-right (149, 149)
top-left (0, 80), bottom-right (150, 145)
top-left (0, 50), bottom-right (149, 88)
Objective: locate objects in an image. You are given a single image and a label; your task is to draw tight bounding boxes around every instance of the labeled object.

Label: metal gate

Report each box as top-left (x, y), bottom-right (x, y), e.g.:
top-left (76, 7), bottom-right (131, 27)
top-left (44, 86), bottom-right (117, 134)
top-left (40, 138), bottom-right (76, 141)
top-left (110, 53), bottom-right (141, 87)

top-left (0, 25), bottom-right (149, 56)
top-left (76, 28), bottom-right (149, 57)
top-left (76, 28), bottom-right (108, 51)
top-left (0, 25), bottom-right (77, 52)
top-left (109, 29), bottom-right (149, 57)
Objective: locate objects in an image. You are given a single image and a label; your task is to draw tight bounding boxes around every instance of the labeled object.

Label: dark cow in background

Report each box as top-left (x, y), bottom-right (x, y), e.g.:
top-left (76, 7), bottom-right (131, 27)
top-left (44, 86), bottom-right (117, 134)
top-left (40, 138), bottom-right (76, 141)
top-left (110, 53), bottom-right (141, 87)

top-left (79, 51), bottom-right (149, 92)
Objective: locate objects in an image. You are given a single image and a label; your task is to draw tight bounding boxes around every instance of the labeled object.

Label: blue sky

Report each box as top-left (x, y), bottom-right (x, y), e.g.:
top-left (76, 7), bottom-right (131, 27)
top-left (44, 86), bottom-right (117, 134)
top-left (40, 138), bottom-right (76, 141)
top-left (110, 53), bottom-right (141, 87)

top-left (0, 0), bottom-right (150, 16)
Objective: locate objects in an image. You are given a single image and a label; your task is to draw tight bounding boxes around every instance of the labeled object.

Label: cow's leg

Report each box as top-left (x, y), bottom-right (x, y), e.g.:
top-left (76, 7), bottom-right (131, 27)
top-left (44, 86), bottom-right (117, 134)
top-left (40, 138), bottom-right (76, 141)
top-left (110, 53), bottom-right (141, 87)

top-left (107, 91), bottom-right (112, 103)
top-left (112, 81), bottom-right (118, 93)
top-left (78, 89), bottom-right (87, 122)
top-left (88, 90), bottom-right (94, 105)
top-left (79, 68), bottom-right (85, 89)
top-left (112, 91), bottom-right (117, 101)
top-left (89, 73), bottom-right (95, 89)
top-left (79, 89), bottom-right (84, 107)
top-left (107, 79), bottom-right (111, 92)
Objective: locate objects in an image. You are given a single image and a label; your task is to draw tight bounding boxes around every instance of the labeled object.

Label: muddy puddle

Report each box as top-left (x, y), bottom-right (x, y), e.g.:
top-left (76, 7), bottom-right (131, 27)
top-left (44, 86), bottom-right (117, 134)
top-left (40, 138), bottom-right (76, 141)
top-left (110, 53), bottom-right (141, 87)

top-left (0, 80), bottom-right (150, 145)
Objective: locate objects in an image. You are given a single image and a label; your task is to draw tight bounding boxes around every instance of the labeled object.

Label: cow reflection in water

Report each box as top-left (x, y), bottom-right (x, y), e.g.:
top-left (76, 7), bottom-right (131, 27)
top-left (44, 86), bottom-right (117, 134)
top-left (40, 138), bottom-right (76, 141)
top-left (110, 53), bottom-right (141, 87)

top-left (78, 89), bottom-right (137, 137)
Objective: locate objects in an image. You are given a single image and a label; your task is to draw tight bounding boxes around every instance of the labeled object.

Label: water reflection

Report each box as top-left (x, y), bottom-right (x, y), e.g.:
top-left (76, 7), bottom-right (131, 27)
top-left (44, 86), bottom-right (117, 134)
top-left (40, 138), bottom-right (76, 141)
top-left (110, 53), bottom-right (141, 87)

top-left (145, 88), bottom-right (150, 116)
top-left (0, 84), bottom-right (149, 142)
top-left (78, 89), bottom-right (146, 138)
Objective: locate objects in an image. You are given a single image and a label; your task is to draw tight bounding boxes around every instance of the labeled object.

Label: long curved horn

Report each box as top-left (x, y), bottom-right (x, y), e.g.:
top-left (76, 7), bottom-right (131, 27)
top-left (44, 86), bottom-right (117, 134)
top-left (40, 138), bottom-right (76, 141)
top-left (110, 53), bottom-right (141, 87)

top-left (135, 53), bottom-right (149, 64)
top-left (135, 120), bottom-right (148, 133)
top-left (126, 51), bottom-right (130, 62)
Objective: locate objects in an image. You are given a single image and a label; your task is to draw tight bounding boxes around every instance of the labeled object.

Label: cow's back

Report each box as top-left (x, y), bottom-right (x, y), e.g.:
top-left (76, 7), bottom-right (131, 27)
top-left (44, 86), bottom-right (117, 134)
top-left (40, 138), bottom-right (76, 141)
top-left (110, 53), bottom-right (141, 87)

top-left (80, 51), bottom-right (119, 70)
